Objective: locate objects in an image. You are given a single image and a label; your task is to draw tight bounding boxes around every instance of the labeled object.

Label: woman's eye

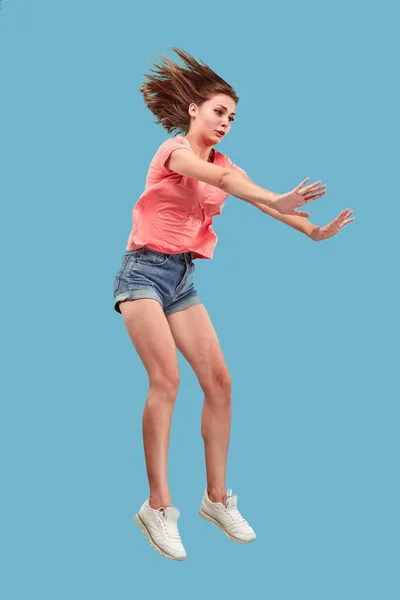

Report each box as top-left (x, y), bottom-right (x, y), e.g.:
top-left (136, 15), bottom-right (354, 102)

top-left (215, 109), bottom-right (234, 123)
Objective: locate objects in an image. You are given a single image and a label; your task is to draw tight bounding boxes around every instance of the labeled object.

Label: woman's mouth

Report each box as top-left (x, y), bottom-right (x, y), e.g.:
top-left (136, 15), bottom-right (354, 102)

top-left (215, 131), bottom-right (225, 138)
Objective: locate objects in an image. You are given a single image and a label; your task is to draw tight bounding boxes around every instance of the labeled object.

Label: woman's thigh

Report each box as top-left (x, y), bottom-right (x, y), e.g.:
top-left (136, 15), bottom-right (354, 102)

top-left (166, 304), bottom-right (231, 395)
top-left (119, 298), bottom-right (180, 388)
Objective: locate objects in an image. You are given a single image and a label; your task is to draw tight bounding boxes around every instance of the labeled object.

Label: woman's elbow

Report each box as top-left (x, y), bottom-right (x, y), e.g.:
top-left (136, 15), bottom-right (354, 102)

top-left (218, 169), bottom-right (236, 190)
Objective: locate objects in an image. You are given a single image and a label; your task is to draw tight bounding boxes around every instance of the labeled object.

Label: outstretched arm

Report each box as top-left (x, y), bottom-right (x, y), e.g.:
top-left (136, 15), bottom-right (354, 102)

top-left (242, 174), bottom-right (355, 240)
top-left (252, 195), bottom-right (317, 237)
top-left (240, 173), bottom-right (317, 236)
top-left (167, 148), bottom-right (323, 217)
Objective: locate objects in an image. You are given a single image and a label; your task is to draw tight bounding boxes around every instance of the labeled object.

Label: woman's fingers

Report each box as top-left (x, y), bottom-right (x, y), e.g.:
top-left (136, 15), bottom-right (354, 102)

top-left (335, 210), bottom-right (347, 222)
top-left (305, 191), bottom-right (326, 201)
top-left (328, 209), bottom-right (355, 231)
top-left (303, 181), bottom-right (325, 193)
top-left (295, 177), bottom-right (310, 191)
top-left (339, 217), bottom-right (355, 229)
top-left (299, 180), bottom-right (326, 193)
top-left (336, 209), bottom-right (354, 222)
top-left (302, 191), bottom-right (326, 204)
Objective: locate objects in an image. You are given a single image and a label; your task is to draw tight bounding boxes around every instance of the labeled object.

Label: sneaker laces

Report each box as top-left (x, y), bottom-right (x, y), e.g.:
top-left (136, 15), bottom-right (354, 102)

top-left (226, 505), bottom-right (246, 525)
top-left (224, 489), bottom-right (247, 525)
top-left (159, 511), bottom-right (181, 542)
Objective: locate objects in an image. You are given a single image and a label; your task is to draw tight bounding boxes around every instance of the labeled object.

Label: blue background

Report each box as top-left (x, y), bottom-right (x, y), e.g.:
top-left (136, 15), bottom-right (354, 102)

top-left (1, 0), bottom-right (399, 598)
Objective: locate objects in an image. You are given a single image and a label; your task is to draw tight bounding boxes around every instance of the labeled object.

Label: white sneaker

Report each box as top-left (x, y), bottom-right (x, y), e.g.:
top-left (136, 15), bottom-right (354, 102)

top-left (134, 498), bottom-right (187, 561)
top-left (199, 488), bottom-right (256, 543)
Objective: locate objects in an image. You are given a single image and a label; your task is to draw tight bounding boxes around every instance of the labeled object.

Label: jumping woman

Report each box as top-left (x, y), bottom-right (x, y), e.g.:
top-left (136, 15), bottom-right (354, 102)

top-left (113, 48), bottom-right (354, 561)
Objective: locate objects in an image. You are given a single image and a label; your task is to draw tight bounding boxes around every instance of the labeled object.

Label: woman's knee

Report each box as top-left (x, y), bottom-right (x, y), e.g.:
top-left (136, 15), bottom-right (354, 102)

top-left (200, 369), bottom-right (232, 400)
top-left (149, 371), bottom-right (180, 399)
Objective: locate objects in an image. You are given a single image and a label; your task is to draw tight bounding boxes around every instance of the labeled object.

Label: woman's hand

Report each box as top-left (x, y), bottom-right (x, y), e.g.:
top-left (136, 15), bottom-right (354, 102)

top-left (273, 177), bottom-right (327, 217)
top-left (310, 209), bottom-right (355, 241)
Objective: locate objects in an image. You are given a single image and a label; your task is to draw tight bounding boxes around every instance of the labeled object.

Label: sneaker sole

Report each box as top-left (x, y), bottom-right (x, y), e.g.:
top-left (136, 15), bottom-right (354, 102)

top-left (198, 508), bottom-right (256, 544)
top-left (134, 513), bottom-right (186, 561)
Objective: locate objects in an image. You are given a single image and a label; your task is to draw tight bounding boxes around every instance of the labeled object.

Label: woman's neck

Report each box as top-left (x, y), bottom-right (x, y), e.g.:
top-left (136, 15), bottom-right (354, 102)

top-left (182, 134), bottom-right (214, 162)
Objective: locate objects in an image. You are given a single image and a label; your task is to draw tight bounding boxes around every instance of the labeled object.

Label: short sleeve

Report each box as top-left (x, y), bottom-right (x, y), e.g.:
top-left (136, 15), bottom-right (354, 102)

top-left (158, 136), bottom-right (192, 172)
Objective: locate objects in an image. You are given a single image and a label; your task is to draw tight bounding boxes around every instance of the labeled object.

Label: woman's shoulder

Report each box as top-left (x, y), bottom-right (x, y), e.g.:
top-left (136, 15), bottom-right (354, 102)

top-left (156, 135), bottom-right (191, 152)
top-left (146, 136), bottom-right (192, 180)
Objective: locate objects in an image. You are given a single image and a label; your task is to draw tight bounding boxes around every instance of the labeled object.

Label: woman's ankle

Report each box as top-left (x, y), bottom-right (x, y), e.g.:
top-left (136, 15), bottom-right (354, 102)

top-left (207, 487), bottom-right (226, 504)
top-left (149, 494), bottom-right (172, 510)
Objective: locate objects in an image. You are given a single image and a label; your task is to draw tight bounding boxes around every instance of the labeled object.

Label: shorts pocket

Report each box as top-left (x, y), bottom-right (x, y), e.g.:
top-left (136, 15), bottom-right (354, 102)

top-left (136, 247), bottom-right (170, 267)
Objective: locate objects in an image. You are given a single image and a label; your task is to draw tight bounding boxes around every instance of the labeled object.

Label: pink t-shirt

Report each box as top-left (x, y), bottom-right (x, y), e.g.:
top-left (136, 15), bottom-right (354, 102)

top-left (125, 135), bottom-right (246, 260)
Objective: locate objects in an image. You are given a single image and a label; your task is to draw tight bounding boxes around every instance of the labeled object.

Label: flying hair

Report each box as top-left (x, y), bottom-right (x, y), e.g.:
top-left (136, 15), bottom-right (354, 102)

top-left (139, 47), bottom-right (239, 136)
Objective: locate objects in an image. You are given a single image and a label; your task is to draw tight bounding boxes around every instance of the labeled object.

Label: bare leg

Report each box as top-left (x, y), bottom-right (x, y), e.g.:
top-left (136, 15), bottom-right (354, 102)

top-left (166, 304), bottom-right (233, 506)
top-left (119, 299), bottom-right (180, 510)
top-left (142, 381), bottom-right (179, 509)
top-left (201, 392), bottom-right (232, 504)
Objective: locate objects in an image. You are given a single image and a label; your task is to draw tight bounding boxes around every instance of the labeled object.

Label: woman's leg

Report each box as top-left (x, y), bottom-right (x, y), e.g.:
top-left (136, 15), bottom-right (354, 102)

top-left (166, 304), bottom-right (232, 504)
top-left (119, 298), bottom-right (180, 509)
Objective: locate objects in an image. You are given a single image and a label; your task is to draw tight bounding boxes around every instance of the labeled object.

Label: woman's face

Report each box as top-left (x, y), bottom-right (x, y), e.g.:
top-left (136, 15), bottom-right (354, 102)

top-left (188, 94), bottom-right (236, 144)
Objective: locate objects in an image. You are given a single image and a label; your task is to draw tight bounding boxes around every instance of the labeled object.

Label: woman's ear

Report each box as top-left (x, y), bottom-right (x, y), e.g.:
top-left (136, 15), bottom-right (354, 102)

top-left (188, 103), bottom-right (198, 118)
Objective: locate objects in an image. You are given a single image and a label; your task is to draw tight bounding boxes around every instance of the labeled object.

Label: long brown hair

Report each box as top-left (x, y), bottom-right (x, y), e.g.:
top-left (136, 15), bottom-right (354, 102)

top-left (139, 47), bottom-right (239, 136)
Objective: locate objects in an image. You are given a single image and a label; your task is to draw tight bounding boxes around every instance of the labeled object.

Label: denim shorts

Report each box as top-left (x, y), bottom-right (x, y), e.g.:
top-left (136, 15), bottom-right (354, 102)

top-left (113, 246), bottom-right (202, 316)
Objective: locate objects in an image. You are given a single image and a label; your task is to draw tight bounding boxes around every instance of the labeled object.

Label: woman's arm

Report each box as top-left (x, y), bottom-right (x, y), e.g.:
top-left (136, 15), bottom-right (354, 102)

top-left (243, 175), bottom-right (355, 240)
top-left (240, 174), bottom-right (317, 237)
top-left (168, 149), bottom-right (278, 207)
top-left (252, 197), bottom-right (317, 236)
top-left (167, 149), bottom-right (323, 218)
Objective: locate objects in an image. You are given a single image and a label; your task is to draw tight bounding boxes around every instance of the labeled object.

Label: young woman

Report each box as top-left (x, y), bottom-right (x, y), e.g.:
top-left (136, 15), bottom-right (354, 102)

top-left (113, 48), bottom-right (354, 561)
